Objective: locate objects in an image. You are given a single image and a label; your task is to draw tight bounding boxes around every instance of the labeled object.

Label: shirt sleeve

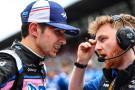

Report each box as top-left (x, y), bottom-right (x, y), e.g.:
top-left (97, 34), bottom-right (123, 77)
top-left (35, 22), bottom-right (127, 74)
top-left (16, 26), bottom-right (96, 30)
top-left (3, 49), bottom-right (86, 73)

top-left (83, 73), bottom-right (103, 90)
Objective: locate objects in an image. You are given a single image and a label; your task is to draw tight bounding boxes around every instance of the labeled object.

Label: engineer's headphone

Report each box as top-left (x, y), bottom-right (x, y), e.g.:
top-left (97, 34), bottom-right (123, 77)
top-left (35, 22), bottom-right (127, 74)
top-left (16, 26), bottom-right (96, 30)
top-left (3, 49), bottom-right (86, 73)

top-left (112, 15), bottom-right (135, 50)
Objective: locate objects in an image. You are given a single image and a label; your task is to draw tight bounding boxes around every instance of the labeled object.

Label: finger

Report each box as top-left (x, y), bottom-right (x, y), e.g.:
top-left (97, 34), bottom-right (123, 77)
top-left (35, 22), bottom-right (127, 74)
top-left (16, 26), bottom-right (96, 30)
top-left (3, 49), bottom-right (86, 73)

top-left (80, 42), bottom-right (92, 49)
top-left (88, 39), bottom-right (96, 45)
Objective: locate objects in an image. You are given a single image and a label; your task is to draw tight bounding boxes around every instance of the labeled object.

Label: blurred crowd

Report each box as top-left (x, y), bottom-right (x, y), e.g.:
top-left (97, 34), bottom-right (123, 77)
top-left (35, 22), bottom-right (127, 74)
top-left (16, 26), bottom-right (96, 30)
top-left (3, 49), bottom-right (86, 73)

top-left (45, 53), bottom-right (102, 90)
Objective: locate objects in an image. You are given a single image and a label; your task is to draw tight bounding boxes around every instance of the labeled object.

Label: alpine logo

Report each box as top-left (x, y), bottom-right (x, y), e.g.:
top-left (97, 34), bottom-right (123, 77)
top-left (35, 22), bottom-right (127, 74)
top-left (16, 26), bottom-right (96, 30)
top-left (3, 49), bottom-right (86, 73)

top-left (27, 83), bottom-right (46, 90)
top-left (61, 12), bottom-right (67, 19)
top-left (131, 80), bottom-right (135, 84)
top-left (103, 83), bottom-right (109, 87)
top-left (128, 80), bottom-right (135, 88)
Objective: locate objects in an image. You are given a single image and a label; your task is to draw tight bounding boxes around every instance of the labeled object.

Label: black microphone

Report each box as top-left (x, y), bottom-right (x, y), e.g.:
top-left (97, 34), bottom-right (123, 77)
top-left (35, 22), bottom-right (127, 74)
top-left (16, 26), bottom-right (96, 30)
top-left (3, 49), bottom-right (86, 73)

top-left (98, 56), bottom-right (106, 62)
top-left (95, 46), bottom-right (131, 62)
top-left (95, 51), bottom-right (105, 62)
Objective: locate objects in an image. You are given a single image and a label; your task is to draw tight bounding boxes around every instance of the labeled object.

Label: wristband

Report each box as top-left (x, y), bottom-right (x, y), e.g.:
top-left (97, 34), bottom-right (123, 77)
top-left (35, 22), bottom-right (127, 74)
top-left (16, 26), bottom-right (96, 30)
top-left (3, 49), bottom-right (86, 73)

top-left (74, 62), bottom-right (87, 69)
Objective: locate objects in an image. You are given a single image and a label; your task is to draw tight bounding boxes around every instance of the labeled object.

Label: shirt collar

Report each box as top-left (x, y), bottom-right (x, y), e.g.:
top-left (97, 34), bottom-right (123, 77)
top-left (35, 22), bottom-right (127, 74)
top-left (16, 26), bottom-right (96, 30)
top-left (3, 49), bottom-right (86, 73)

top-left (112, 69), bottom-right (118, 78)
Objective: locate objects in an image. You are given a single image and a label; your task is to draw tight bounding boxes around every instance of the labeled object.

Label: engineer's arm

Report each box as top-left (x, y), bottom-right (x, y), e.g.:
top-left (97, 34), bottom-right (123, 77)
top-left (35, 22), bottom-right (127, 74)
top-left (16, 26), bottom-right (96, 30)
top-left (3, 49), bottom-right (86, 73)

top-left (69, 39), bottom-right (96, 90)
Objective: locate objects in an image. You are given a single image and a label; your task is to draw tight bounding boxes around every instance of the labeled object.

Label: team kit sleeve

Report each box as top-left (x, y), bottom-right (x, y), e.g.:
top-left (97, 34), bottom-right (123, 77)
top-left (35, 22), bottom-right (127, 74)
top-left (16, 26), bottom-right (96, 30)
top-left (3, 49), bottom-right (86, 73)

top-left (83, 74), bottom-right (103, 90)
top-left (0, 53), bottom-right (17, 88)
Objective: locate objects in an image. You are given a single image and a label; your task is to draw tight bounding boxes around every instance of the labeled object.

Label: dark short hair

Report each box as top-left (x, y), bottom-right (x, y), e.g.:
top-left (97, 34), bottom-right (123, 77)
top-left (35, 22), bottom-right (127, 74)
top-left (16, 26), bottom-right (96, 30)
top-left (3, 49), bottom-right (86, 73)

top-left (21, 23), bottom-right (48, 38)
top-left (21, 22), bottom-right (30, 38)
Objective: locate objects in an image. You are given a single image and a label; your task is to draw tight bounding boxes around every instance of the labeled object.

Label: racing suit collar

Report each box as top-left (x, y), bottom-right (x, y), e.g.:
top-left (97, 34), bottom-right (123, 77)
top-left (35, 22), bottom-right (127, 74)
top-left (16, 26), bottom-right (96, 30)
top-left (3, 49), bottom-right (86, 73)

top-left (11, 41), bottom-right (46, 64)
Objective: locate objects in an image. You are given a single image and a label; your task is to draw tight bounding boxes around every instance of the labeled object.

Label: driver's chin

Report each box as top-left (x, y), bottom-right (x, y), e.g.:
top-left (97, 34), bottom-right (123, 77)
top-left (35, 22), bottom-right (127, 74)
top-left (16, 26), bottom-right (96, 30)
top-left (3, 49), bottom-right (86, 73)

top-left (49, 51), bottom-right (57, 57)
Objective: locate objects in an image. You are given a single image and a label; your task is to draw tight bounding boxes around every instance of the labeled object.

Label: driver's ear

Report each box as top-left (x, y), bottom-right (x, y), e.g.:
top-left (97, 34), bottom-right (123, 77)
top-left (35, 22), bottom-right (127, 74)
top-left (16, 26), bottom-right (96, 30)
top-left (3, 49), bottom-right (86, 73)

top-left (28, 23), bottom-right (38, 37)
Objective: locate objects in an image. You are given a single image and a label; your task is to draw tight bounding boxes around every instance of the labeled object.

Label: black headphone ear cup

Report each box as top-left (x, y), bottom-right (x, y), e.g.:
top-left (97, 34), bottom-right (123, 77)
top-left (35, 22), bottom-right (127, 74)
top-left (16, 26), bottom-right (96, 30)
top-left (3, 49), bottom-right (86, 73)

top-left (116, 27), bottom-right (135, 50)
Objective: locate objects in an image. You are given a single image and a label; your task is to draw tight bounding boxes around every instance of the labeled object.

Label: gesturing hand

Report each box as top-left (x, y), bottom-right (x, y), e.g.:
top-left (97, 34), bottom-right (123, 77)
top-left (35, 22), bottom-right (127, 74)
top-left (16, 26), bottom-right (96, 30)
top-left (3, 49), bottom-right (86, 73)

top-left (77, 39), bottom-right (96, 64)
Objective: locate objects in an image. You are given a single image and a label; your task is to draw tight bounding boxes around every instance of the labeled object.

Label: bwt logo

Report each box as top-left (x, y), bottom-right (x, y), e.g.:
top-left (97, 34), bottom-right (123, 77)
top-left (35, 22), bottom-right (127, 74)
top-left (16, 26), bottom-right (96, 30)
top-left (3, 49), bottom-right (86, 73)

top-left (27, 83), bottom-right (46, 90)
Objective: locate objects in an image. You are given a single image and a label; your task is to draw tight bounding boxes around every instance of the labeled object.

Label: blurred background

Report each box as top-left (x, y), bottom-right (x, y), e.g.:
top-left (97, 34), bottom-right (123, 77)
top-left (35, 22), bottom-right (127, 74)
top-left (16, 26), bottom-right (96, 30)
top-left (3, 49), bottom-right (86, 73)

top-left (0, 0), bottom-right (135, 90)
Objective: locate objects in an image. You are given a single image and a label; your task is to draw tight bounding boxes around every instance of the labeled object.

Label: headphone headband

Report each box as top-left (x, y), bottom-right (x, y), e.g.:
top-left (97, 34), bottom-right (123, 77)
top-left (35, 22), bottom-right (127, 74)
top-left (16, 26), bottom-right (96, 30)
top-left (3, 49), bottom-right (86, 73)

top-left (112, 15), bottom-right (135, 50)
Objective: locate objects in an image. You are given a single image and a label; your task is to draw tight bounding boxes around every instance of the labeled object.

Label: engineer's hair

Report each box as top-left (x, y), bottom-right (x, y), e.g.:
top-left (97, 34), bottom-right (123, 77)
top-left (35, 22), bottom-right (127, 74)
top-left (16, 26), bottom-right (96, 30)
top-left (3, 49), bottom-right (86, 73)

top-left (88, 14), bottom-right (135, 35)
